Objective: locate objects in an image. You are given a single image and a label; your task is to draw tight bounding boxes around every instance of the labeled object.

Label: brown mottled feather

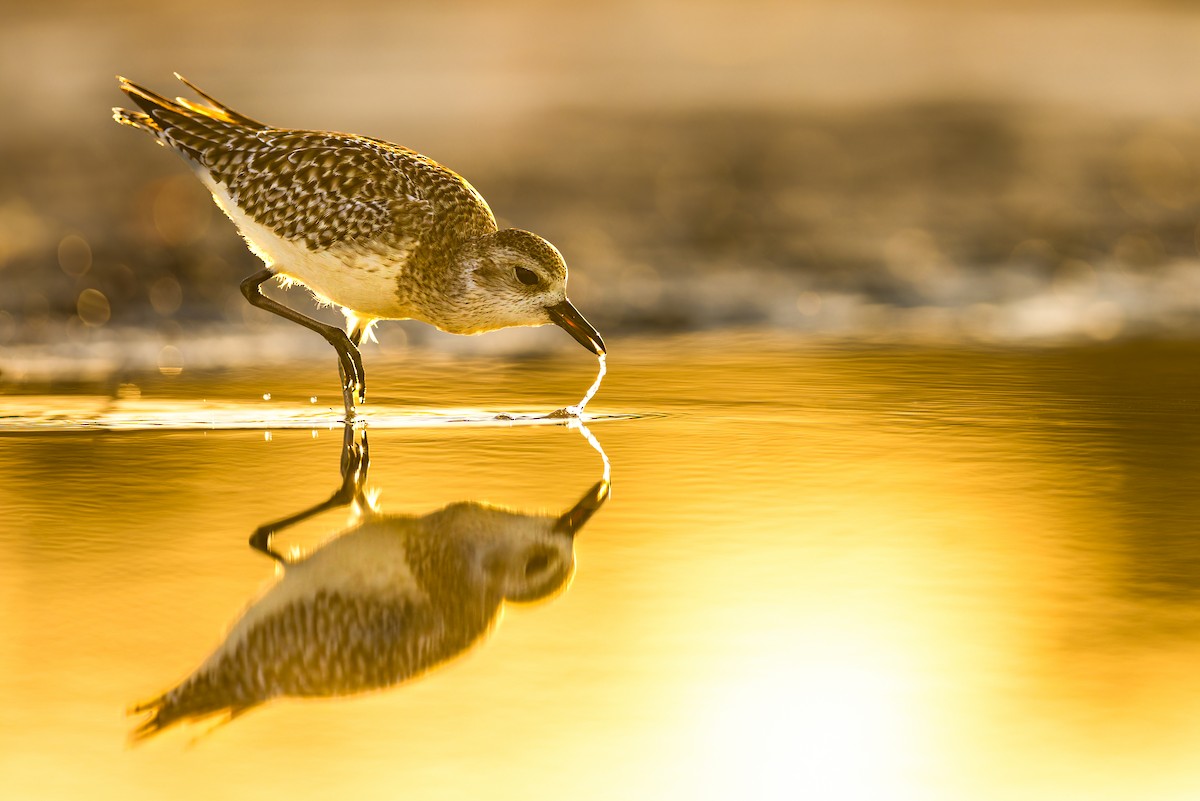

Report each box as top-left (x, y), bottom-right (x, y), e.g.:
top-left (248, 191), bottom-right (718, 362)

top-left (172, 72), bottom-right (267, 128)
top-left (113, 76), bottom-right (497, 257)
top-left (127, 499), bottom-right (580, 741)
top-left (130, 589), bottom-right (493, 741)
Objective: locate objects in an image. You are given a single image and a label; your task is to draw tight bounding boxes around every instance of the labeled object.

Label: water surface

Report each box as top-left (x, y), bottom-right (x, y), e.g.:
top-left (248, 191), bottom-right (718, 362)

top-left (2, 335), bottom-right (1200, 800)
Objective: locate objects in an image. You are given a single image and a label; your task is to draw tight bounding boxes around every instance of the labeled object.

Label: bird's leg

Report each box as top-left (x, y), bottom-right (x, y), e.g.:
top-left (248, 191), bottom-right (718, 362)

top-left (249, 424), bottom-right (369, 562)
top-left (239, 268), bottom-right (365, 418)
top-left (338, 325), bottom-right (368, 406)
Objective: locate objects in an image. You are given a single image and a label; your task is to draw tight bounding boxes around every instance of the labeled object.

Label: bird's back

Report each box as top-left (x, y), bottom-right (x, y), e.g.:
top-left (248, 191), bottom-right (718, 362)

top-left (114, 77), bottom-right (497, 317)
top-left (127, 521), bottom-right (501, 742)
top-left (128, 589), bottom-right (464, 741)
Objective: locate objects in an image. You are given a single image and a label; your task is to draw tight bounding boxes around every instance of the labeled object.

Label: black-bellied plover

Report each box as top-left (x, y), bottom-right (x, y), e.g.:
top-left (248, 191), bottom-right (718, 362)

top-left (128, 426), bottom-right (609, 741)
top-left (113, 74), bottom-right (605, 418)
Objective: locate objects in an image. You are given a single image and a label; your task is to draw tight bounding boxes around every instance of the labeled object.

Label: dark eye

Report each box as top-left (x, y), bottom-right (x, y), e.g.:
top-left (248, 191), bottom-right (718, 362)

top-left (514, 267), bottom-right (540, 286)
top-left (524, 552), bottom-right (551, 577)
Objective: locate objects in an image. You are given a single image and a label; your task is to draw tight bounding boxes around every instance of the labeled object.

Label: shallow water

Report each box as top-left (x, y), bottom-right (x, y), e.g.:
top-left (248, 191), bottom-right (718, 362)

top-left (2, 335), bottom-right (1200, 801)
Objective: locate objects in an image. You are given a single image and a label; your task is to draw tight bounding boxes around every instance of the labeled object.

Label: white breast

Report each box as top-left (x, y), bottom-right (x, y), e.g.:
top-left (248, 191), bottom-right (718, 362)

top-left (195, 523), bottom-right (425, 674)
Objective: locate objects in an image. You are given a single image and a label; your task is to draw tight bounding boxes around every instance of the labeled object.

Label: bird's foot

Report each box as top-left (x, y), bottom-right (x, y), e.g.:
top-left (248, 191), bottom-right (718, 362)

top-left (343, 378), bottom-right (365, 407)
top-left (340, 363), bottom-right (366, 405)
top-left (334, 338), bottom-right (366, 406)
top-left (339, 381), bottom-right (358, 423)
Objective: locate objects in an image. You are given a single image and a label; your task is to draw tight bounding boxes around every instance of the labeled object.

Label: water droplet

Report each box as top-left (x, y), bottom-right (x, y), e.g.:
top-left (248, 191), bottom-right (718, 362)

top-left (310, 396), bottom-right (317, 404)
top-left (262, 393), bottom-right (271, 401)
top-left (264, 431), bottom-right (272, 442)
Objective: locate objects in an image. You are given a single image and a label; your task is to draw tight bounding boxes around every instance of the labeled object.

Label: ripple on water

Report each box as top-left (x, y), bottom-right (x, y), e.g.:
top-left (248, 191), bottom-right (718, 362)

top-left (0, 396), bottom-right (644, 432)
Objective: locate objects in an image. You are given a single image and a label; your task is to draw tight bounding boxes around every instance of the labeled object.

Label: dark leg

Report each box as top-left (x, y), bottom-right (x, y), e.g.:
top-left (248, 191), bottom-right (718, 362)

top-left (249, 424), bottom-right (370, 562)
top-left (239, 268), bottom-right (365, 418)
top-left (337, 324), bottom-right (368, 408)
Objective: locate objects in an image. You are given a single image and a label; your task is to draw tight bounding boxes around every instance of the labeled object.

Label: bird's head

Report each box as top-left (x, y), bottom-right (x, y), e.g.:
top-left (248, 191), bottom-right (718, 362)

top-left (425, 502), bottom-right (575, 603)
top-left (448, 229), bottom-right (605, 354)
top-left (482, 478), bottom-right (609, 603)
top-left (485, 522), bottom-right (577, 604)
top-left (426, 479), bottom-right (609, 604)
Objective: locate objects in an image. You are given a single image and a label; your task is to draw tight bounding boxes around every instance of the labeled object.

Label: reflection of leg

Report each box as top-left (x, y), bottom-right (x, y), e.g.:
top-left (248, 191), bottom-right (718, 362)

top-left (239, 268), bottom-right (365, 417)
top-left (249, 424), bottom-right (369, 562)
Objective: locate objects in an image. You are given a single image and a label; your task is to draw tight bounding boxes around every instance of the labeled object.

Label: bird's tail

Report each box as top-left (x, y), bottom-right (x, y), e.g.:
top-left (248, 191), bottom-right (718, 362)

top-left (112, 74), bottom-right (267, 165)
top-left (127, 690), bottom-right (176, 744)
top-left (128, 681), bottom-right (256, 745)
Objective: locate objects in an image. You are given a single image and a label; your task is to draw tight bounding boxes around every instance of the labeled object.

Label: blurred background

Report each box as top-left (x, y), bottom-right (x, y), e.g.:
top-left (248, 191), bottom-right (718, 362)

top-left (3, 0), bottom-right (1200, 382)
top-left (6, 5), bottom-right (1200, 797)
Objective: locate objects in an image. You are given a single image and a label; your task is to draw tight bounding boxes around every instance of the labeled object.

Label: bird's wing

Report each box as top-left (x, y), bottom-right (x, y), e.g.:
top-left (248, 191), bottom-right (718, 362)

top-left (116, 77), bottom-right (497, 252)
top-left (215, 130), bottom-right (497, 252)
top-left (130, 590), bottom-right (492, 741)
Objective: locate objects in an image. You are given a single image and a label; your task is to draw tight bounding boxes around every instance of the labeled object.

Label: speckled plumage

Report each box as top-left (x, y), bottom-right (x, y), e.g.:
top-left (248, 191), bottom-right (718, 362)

top-left (114, 76), bottom-right (496, 322)
top-left (129, 503), bottom-right (579, 741)
top-left (113, 75), bottom-right (607, 417)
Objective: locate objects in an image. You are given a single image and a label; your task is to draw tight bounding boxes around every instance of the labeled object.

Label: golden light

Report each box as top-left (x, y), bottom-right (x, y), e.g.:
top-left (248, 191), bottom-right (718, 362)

top-left (688, 623), bottom-right (924, 801)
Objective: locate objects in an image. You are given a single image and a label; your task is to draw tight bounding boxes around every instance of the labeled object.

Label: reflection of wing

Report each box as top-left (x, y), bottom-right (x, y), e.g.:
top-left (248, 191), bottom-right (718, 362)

top-left (131, 588), bottom-right (493, 741)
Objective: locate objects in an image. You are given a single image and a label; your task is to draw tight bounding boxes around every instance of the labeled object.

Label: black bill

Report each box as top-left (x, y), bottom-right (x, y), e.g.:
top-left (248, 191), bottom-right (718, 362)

top-left (547, 300), bottom-right (606, 355)
top-left (554, 480), bottom-right (611, 536)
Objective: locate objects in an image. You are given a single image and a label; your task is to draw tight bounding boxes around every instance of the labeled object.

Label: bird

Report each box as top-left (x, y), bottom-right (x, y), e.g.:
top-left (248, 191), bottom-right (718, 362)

top-left (112, 74), bottom-right (606, 418)
top-left (129, 425), bottom-right (610, 741)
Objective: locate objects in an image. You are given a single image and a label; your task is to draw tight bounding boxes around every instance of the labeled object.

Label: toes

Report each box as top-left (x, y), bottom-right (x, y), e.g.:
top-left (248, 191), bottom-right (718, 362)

top-left (340, 357), bottom-right (359, 393)
top-left (333, 338), bottom-right (365, 410)
top-left (351, 360), bottom-right (366, 404)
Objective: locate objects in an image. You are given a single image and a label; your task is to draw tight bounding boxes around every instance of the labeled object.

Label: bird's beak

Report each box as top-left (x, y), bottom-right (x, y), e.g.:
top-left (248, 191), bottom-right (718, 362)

top-left (554, 479), bottom-right (611, 537)
top-left (547, 300), bottom-right (606, 355)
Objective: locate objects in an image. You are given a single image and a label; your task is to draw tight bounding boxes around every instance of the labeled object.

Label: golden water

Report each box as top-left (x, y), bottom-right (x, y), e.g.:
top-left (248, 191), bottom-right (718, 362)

top-left (2, 334), bottom-right (1200, 800)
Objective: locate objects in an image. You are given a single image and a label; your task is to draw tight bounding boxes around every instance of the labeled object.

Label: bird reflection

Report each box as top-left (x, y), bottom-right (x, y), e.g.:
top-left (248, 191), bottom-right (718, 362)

top-left (130, 424), bottom-right (610, 742)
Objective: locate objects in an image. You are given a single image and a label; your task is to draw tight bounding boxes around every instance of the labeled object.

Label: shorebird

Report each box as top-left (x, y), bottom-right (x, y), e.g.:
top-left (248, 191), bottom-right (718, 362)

top-left (129, 426), bottom-right (609, 741)
top-left (113, 74), bottom-right (605, 418)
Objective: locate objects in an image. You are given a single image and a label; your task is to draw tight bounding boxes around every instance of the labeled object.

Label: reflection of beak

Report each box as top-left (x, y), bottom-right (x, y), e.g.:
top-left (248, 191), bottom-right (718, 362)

top-left (554, 480), bottom-right (611, 536)
top-left (547, 300), bottom-right (606, 355)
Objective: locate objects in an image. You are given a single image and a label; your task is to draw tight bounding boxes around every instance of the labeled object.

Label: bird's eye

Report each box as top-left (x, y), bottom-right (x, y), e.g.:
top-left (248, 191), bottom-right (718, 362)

top-left (524, 552), bottom-right (551, 577)
top-left (514, 267), bottom-right (540, 286)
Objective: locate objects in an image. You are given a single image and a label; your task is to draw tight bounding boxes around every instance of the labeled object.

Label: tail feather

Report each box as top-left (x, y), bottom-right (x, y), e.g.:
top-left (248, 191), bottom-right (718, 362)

top-left (127, 674), bottom-right (262, 744)
top-left (128, 715), bottom-right (167, 744)
top-left (113, 74), bottom-right (267, 167)
top-left (118, 75), bottom-right (185, 117)
top-left (111, 106), bottom-right (160, 135)
top-left (173, 72), bottom-right (266, 129)
top-left (127, 692), bottom-right (173, 744)
top-left (127, 689), bottom-right (239, 745)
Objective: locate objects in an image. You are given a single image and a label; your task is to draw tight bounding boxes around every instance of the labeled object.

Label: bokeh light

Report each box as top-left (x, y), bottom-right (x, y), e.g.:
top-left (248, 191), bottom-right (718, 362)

top-left (75, 288), bottom-right (109, 327)
top-left (58, 234), bottom-right (92, 278)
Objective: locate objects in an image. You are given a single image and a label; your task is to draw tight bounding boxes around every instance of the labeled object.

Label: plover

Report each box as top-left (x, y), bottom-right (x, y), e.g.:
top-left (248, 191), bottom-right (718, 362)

top-left (129, 426), bottom-right (609, 741)
top-left (113, 74), bottom-right (605, 418)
